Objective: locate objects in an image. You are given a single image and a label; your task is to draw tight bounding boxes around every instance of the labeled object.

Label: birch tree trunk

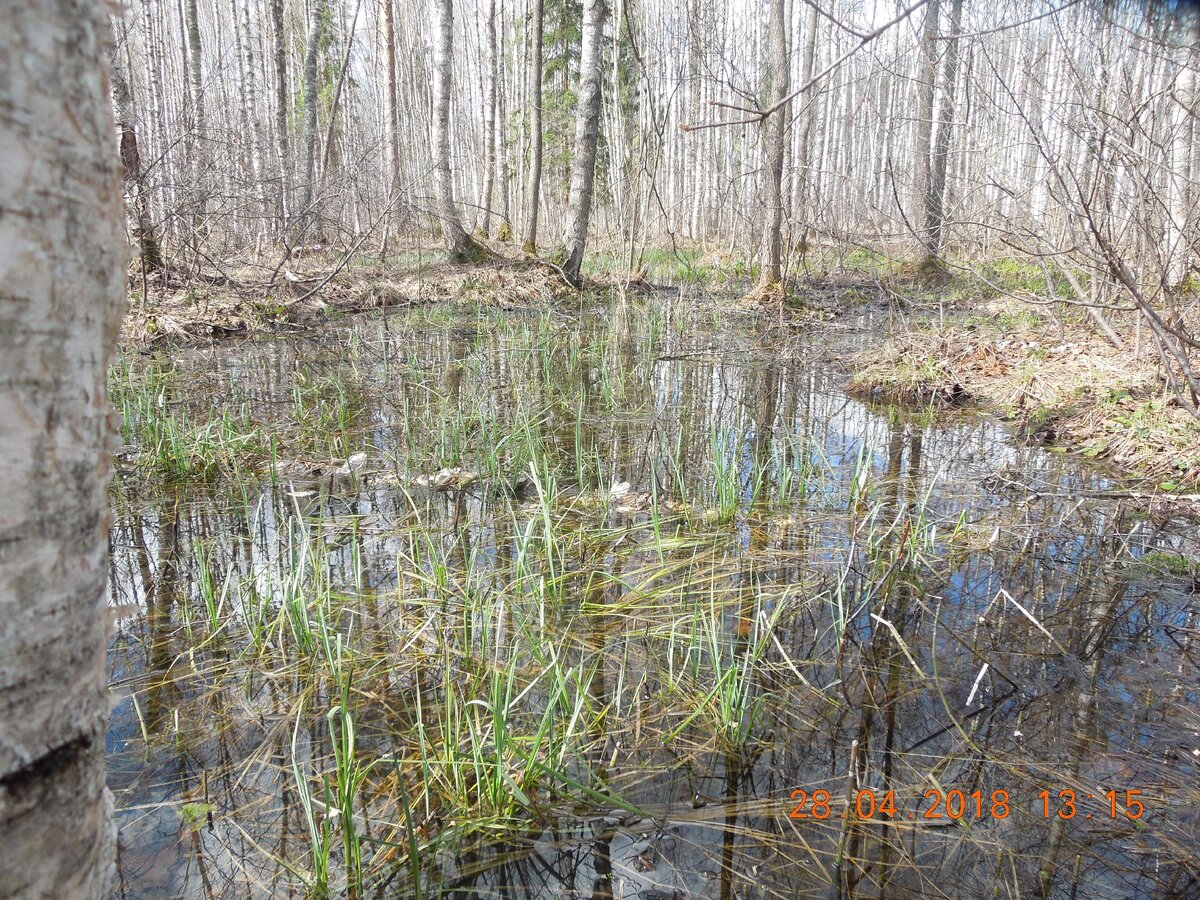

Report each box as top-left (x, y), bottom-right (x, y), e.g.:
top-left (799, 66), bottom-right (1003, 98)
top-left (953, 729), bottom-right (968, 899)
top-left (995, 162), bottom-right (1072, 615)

top-left (296, 0), bottom-right (327, 241)
top-left (793, 1), bottom-right (819, 246)
top-left (184, 0), bottom-right (207, 222)
top-left (382, 0), bottom-right (402, 214)
top-left (759, 0), bottom-right (789, 287)
top-left (270, 0), bottom-right (291, 231)
top-left (0, 1), bottom-right (127, 896)
top-left (109, 26), bottom-right (165, 272)
top-left (923, 0), bottom-right (963, 269)
top-left (497, 5), bottom-right (513, 240)
top-left (560, 0), bottom-right (608, 286)
top-left (523, 0), bottom-right (545, 253)
top-left (434, 0), bottom-right (483, 260)
top-left (232, 0), bottom-right (265, 229)
top-left (480, 0), bottom-right (498, 236)
top-left (915, 0), bottom-right (941, 258)
top-left (1167, 18), bottom-right (1198, 286)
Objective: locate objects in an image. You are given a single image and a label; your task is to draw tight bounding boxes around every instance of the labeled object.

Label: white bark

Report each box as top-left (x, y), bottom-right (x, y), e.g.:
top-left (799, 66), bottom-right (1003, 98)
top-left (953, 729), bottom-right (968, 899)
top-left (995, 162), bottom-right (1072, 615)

top-left (523, 0), bottom-right (544, 253)
top-left (433, 0), bottom-right (480, 260)
top-left (480, 0), bottom-right (498, 236)
top-left (759, 0), bottom-right (789, 286)
top-left (0, 1), bottom-right (127, 896)
top-left (561, 0), bottom-right (608, 285)
top-left (1168, 22), bottom-right (1198, 286)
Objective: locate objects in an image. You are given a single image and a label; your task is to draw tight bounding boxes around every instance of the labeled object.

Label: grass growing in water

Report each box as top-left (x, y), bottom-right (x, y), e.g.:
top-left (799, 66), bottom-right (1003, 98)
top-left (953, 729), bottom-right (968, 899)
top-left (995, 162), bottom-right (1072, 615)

top-left (107, 304), bottom-right (1200, 899)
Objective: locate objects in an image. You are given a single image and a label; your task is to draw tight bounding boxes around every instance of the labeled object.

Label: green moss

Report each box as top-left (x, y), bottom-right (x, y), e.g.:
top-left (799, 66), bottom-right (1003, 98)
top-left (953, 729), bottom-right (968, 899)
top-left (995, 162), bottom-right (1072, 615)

top-left (180, 802), bottom-right (215, 832)
top-left (1137, 551), bottom-right (1196, 578)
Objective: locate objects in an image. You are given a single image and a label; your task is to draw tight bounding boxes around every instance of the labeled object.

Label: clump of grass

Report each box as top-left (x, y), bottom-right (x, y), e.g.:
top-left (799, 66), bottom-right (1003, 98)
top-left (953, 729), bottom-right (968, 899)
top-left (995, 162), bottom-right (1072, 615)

top-left (113, 361), bottom-right (268, 479)
top-left (106, 302), bottom-right (1200, 900)
top-left (848, 329), bottom-right (972, 407)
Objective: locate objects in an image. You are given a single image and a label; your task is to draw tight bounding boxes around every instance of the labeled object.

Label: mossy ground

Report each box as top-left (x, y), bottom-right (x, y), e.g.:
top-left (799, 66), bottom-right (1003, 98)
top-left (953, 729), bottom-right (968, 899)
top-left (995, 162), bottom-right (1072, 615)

top-left (848, 290), bottom-right (1200, 490)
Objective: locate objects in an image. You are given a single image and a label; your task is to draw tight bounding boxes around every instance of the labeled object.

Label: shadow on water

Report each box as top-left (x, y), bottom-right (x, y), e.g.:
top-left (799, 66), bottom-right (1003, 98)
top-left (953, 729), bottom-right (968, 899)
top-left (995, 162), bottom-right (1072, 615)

top-left (106, 301), bottom-right (1200, 898)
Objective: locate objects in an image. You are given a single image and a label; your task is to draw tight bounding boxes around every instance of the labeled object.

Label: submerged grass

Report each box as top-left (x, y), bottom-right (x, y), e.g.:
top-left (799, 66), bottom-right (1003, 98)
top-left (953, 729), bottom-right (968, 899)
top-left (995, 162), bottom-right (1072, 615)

top-left (106, 302), bottom-right (1200, 899)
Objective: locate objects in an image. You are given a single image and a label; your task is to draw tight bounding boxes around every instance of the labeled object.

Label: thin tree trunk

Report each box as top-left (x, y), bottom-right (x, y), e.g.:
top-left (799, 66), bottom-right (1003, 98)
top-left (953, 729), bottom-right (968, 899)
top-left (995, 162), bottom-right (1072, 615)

top-left (320, 0), bottom-right (362, 179)
top-left (793, 1), bottom-right (818, 246)
top-left (1167, 17), bottom-right (1198, 286)
top-left (923, 0), bottom-right (963, 269)
top-left (481, 0), bottom-right (499, 236)
top-left (184, 0), bottom-right (207, 223)
top-left (296, 0), bottom-right (327, 241)
top-left (433, 0), bottom-right (483, 260)
top-left (142, 0), bottom-right (174, 237)
top-left (233, 0), bottom-right (266, 233)
top-left (560, 0), bottom-right (608, 285)
top-left (497, 0), bottom-right (513, 240)
top-left (383, 0), bottom-right (402, 219)
top-left (915, 0), bottom-right (941, 258)
top-left (270, 0), bottom-right (291, 231)
top-left (523, 0), bottom-right (544, 253)
top-left (109, 25), bottom-right (165, 272)
top-left (0, 2), bottom-right (126, 896)
top-left (759, 0), bottom-right (789, 287)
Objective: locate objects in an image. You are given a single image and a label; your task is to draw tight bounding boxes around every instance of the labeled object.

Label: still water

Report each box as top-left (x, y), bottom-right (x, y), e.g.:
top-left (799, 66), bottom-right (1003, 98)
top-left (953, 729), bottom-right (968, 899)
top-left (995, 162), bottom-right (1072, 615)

top-left (107, 301), bottom-right (1200, 898)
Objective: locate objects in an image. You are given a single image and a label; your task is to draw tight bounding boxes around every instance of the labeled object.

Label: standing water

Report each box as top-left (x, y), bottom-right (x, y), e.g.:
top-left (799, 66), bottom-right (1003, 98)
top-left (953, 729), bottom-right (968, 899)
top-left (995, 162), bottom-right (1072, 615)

top-left (107, 302), bottom-right (1200, 898)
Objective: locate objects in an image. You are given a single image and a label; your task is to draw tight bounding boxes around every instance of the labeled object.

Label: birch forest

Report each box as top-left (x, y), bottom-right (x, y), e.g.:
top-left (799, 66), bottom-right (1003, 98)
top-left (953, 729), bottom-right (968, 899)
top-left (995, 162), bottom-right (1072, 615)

top-left (8, 0), bottom-right (1200, 897)
top-left (110, 0), bottom-right (1198, 284)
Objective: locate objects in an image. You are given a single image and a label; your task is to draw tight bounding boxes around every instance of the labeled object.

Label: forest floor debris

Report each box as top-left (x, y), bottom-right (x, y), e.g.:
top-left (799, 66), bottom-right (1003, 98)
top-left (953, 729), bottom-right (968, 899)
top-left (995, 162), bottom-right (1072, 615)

top-left (120, 253), bottom-right (585, 347)
top-left (848, 295), bottom-right (1200, 491)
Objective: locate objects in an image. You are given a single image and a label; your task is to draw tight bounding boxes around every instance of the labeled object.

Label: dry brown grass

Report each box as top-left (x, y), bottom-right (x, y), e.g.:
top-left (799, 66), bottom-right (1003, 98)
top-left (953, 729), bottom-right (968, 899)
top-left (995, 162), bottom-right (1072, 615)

top-left (849, 300), bottom-right (1200, 488)
top-left (121, 255), bottom-right (583, 348)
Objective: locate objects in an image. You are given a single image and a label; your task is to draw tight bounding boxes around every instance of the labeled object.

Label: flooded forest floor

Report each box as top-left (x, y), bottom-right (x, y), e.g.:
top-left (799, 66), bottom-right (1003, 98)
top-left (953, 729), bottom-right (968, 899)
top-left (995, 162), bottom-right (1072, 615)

top-left (125, 248), bottom-right (1200, 500)
top-left (107, 251), bottom-right (1200, 899)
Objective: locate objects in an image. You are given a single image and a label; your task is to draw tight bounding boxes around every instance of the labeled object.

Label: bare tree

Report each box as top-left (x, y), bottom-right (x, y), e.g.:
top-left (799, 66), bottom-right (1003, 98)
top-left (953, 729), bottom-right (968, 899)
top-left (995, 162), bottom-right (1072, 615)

top-left (109, 22), bottom-right (164, 272)
top-left (760, 0), bottom-right (789, 287)
top-left (296, 0), bottom-right (327, 241)
top-left (434, 0), bottom-right (484, 261)
top-left (560, 0), bottom-right (608, 285)
top-left (269, 0), bottom-right (291, 228)
top-left (915, 0), bottom-right (941, 261)
top-left (382, 0), bottom-right (401, 214)
top-left (523, 0), bottom-right (545, 253)
top-left (184, 0), bottom-right (207, 222)
top-left (0, 1), bottom-right (127, 896)
top-left (480, 0), bottom-right (498, 237)
top-left (923, 0), bottom-right (963, 270)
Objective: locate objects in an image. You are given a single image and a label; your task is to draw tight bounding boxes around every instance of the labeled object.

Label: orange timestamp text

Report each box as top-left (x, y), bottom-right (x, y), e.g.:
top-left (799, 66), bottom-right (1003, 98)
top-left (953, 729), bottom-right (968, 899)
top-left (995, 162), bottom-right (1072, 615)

top-left (787, 788), bottom-right (1147, 821)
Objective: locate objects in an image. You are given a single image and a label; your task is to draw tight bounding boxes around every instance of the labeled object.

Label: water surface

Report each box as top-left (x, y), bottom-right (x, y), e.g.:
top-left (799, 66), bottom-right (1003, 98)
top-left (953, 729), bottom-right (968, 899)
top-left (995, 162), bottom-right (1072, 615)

top-left (108, 301), bottom-right (1200, 898)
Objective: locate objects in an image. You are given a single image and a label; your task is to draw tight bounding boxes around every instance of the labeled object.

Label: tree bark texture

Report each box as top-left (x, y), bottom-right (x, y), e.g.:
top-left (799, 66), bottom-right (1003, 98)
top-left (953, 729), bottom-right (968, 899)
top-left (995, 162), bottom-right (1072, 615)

top-left (383, 0), bottom-right (401, 202)
top-left (561, 0), bottom-right (608, 285)
top-left (523, 0), bottom-right (545, 253)
top-left (0, 2), bottom-right (127, 897)
top-left (433, 0), bottom-right (481, 260)
top-left (759, 0), bottom-right (789, 286)
top-left (481, 0), bottom-right (498, 236)
top-left (916, 0), bottom-right (941, 257)
top-left (270, 0), bottom-right (291, 228)
top-left (297, 0), bottom-right (327, 238)
top-left (924, 0), bottom-right (963, 267)
top-left (108, 29), bottom-right (164, 272)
